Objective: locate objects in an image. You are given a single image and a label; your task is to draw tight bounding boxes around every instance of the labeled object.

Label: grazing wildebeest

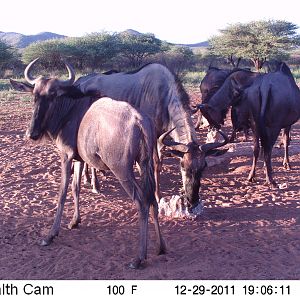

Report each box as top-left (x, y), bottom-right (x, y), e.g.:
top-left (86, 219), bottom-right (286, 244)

top-left (75, 63), bottom-right (229, 213)
top-left (10, 60), bottom-right (166, 269)
top-left (200, 62), bottom-right (300, 186)
top-left (198, 67), bottom-right (254, 141)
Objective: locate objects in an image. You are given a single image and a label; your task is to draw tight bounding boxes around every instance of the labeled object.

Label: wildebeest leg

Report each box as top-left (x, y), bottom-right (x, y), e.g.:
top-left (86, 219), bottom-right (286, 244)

top-left (282, 126), bottom-right (291, 170)
top-left (90, 167), bottom-right (101, 194)
top-left (82, 162), bottom-right (91, 185)
top-left (243, 128), bottom-right (249, 142)
top-left (69, 161), bottom-right (84, 229)
top-left (118, 176), bottom-right (150, 269)
top-left (42, 154), bottom-right (73, 246)
top-left (229, 128), bottom-right (237, 143)
top-left (150, 201), bottom-right (167, 255)
top-left (247, 129), bottom-right (260, 183)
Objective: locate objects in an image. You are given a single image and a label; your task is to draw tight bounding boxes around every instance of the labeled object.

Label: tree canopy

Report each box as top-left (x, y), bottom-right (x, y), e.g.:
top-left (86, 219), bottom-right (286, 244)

top-left (208, 20), bottom-right (300, 70)
top-left (116, 32), bottom-right (163, 68)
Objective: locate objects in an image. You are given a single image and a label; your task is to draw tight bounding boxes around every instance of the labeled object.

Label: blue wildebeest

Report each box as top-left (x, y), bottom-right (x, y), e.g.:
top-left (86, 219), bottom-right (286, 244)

top-left (197, 67), bottom-right (255, 141)
top-left (199, 62), bottom-right (300, 186)
top-left (10, 60), bottom-right (166, 269)
top-left (75, 69), bottom-right (119, 193)
top-left (75, 63), bottom-right (229, 214)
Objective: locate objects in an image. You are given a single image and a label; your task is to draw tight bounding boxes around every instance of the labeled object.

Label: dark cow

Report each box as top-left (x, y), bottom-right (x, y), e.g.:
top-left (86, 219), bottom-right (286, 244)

top-left (75, 62), bottom-right (229, 213)
top-left (10, 60), bottom-right (166, 269)
top-left (200, 62), bottom-right (300, 186)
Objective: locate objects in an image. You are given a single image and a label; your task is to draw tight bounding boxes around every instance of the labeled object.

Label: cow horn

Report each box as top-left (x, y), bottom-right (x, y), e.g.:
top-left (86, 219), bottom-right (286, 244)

top-left (199, 129), bottom-right (229, 153)
top-left (24, 58), bottom-right (40, 85)
top-left (58, 61), bottom-right (76, 86)
top-left (158, 128), bottom-right (190, 153)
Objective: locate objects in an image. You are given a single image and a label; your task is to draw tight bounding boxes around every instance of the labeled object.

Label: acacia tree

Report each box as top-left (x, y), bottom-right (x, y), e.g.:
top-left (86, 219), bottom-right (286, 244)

top-left (22, 39), bottom-right (72, 70)
top-left (0, 39), bottom-right (21, 76)
top-left (73, 32), bottom-right (119, 71)
top-left (117, 32), bottom-right (163, 68)
top-left (209, 20), bottom-right (300, 70)
top-left (22, 33), bottom-right (119, 72)
top-left (159, 45), bottom-right (195, 78)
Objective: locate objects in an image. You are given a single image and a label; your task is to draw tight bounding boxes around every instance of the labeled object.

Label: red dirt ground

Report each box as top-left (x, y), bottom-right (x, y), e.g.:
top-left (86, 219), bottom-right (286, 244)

top-left (0, 91), bottom-right (300, 280)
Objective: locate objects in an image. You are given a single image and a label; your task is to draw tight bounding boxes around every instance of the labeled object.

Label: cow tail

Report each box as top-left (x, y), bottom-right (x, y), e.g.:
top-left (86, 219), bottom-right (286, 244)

top-left (259, 85), bottom-right (271, 151)
top-left (137, 117), bottom-right (156, 205)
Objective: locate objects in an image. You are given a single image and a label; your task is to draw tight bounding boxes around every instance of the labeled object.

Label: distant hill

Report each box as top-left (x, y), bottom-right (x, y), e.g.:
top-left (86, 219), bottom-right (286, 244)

top-left (0, 31), bottom-right (66, 48)
top-left (0, 29), bottom-right (207, 49)
top-left (184, 41), bottom-right (209, 48)
top-left (120, 29), bottom-right (142, 36)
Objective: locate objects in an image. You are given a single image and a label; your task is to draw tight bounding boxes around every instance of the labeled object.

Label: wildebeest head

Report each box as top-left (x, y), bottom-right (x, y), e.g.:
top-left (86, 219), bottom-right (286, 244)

top-left (200, 67), bottom-right (231, 104)
top-left (10, 58), bottom-right (76, 140)
top-left (199, 71), bottom-right (255, 128)
top-left (159, 128), bottom-right (228, 212)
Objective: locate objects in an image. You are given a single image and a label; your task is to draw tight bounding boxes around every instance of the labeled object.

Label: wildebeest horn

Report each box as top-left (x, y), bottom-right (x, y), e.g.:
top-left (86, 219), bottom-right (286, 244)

top-left (197, 104), bottom-right (206, 109)
top-left (24, 57), bottom-right (40, 85)
top-left (199, 129), bottom-right (229, 153)
top-left (158, 128), bottom-right (190, 153)
top-left (58, 61), bottom-right (76, 86)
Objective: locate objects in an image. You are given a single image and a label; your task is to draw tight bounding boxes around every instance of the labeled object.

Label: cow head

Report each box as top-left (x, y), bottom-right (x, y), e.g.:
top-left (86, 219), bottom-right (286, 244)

top-left (159, 129), bottom-right (228, 213)
top-left (10, 58), bottom-right (76, 140)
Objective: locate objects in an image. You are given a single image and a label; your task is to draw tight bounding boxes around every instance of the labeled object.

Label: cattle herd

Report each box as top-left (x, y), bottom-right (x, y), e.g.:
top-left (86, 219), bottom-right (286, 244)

top-left (9, 58), bottom-right (300, 269)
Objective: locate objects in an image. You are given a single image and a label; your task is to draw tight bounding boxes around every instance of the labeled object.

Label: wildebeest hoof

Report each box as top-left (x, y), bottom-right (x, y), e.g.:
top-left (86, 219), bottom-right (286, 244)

top-left (247, 176), bottom-right (256, 183)
top-left (157, 245), bottom-right (167, 256)
top-left (41, 238), bottom-right (52, 246)
top-left (129, 258), bottom-right (144, 270)
top-left (68, 219), bottom-right (81, 229)
top-left (92, 188), bottom-right (101, 194)
top-left (264, 180), bottom-right (278, 188)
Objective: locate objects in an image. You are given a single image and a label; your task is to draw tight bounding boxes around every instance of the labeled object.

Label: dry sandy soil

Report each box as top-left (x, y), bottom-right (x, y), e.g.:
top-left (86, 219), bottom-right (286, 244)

top-left (0, 91), bottom-right (300, 280)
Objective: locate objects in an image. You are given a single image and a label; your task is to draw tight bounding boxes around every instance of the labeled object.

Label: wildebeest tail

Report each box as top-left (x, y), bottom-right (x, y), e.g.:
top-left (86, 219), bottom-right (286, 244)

top-left (137, 117), bottom-right (156, 204)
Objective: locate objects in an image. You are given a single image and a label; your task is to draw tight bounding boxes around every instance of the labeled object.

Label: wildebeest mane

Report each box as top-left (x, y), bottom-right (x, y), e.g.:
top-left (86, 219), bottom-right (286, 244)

top-left (45, 96), bottom-right (78, 139)
top-left (63, 85), bottom-right (86, 99)
top-left (125, 63), bottom-right (190, 109)
top-left (46, 89), bottom-right (92, 139)
top-left (125, 63), bottom-right (154, 74)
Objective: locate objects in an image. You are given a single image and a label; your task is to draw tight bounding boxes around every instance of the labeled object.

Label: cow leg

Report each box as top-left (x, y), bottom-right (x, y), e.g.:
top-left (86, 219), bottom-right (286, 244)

top-left (247, 131), bottom-right (260, 183)
top-left (150, 201), bottom-right (167, 255)
top-left (282, 126), bottom-right (291, 170)
top-left (69, 161), bottom-right (84, 229)
top-left (91, 167), bottom-right (101, 194)
top-left (42, 154), bottom-right (73, 246)
top-left (118, 176), bottom-right (150, 269)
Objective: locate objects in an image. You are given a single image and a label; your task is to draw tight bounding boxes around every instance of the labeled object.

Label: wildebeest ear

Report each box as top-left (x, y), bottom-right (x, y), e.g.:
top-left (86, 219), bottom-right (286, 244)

top-left (10, 79), bottom-right (33, 93)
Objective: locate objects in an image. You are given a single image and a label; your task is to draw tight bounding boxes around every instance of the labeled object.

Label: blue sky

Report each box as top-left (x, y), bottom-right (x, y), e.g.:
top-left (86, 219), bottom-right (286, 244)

top-left (2, 0), bottom-right (300, 44)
